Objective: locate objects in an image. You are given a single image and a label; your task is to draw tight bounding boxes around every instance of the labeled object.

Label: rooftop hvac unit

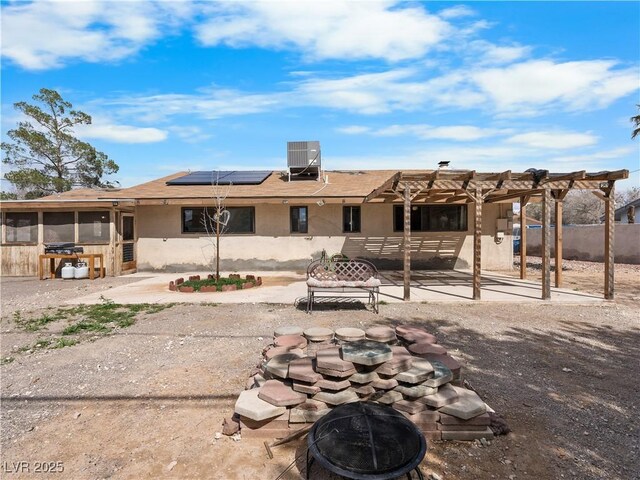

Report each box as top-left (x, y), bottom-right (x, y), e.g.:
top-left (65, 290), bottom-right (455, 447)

top-left (287, 141), bottom-right (321, 181)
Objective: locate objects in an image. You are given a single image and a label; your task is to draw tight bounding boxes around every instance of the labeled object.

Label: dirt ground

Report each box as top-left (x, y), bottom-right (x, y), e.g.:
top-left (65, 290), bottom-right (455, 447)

top-left (1, 265), bottom-right (638, 480)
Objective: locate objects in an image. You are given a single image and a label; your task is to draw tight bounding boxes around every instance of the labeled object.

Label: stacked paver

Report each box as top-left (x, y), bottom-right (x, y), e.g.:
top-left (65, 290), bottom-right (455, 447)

top-left (234, 325), bottom-right (494, 441)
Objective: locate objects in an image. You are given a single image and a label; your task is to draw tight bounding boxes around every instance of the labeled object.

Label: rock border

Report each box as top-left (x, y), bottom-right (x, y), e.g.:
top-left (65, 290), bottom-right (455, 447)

top-left (168, 274), bottom-right (263, 293)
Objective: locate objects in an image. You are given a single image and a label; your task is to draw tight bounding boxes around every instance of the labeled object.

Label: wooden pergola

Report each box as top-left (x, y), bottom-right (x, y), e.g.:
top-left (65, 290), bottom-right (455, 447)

top-left (364, 168), bottom-right (629, 301)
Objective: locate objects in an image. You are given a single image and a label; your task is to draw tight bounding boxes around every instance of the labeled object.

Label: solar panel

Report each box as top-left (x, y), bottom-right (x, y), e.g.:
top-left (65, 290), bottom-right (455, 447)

top-left (166, 171), bottom-right (272, 186)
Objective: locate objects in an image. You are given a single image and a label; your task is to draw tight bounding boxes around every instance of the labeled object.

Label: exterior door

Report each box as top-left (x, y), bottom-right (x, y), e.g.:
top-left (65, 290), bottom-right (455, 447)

top-left (121, 214), bottom-right (136, 271)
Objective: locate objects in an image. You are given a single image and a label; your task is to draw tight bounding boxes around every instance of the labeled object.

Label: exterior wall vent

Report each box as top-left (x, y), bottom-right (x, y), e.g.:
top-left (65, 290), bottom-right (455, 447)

top-left (287, 141), bottom-right (321, 181)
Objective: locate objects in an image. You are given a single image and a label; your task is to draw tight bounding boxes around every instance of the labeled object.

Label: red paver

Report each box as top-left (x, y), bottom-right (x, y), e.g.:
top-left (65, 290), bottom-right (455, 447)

top-left (292, 382), bottom-right (321, 395)
top-left (275, 334), bottom-right (308, 349)
top-left (288, 357), bottom-right (322, 383)
top-left (317, 377), bottom-right (351, 391)
top-left (258, 380), bottom-right (307, 407)
top-left (316, 347), bottom-right (355, 372)
top-left (419, 353), bottom-right (461, 376)
top-left (393, 399), bottom-right (428, 415)
top-left (315, 365), bottom-right (357, 378)
top-left (395, 325), bottom-right (437, 344)
top-left (371, 378), bottom-right (398, 390)
top-left (408, 342), bottom-right (447, 355)
top-left (365, 326), bottom-right (396, 342)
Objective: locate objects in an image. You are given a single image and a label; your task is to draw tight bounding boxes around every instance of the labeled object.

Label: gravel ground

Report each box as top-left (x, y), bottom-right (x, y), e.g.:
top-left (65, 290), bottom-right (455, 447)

top-left (0, 271), bottom-right (638, 480)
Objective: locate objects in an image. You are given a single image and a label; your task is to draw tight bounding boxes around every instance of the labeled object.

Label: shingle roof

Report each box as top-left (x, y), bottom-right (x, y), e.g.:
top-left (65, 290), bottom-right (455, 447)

top-left (38, 170), bottom-right (399, 201)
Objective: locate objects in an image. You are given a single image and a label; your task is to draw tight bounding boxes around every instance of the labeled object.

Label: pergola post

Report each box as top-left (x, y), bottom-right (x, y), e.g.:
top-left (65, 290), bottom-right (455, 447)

top-left (541, 188), bottom-right (552, 299)
top-left (520, 197), bottom-right (527, 280)
top-left (403, 185), bottom-right (411, 301)
top-left (604, 183), bottom-right (615, 299)
top-left (473, 187), bottom-right (482, 300)
top-left (554, 199), bottom-right (563, 288)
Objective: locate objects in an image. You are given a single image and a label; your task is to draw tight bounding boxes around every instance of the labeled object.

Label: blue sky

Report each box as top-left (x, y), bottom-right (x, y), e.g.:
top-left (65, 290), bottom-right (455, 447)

top-left (2, 1), bottom-right (639, 191)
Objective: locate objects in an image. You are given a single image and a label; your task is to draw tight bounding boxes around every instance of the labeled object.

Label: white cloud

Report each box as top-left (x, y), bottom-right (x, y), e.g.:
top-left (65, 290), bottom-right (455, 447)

top-left (548, 147), bottom-right (636, 164)
top-left (1, 0), bottom-right (193, 70)
top-left (195, 1), bottom-right (452, 62)
top-left (470, 60), bottom-right (639, 115)
top-left (336, 125), bottom-right (371, 135)
top-left (438, 5), bottom-right (477, 19)
top-left (99, 56), bottom-right (638, 124)
top-left (507, 131), bottom-right (599, 149)
top-left (168, 125), bottom-right (213, 143)
top-left (76, 120), bottom-right (168, 143)
top-left (338, 124), bottom-right (507, 141)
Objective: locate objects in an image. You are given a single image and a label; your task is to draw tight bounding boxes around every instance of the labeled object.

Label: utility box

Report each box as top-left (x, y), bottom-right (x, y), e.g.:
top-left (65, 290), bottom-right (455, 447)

top-left (287, 141), bottom-right (321, 180)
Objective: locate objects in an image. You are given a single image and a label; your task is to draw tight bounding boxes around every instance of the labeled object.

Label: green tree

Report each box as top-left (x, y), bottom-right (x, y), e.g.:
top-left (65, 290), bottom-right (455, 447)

top-left (2, 88), bottom-right (119, 199)
top-left (632, 104), bottom-right (640, 139)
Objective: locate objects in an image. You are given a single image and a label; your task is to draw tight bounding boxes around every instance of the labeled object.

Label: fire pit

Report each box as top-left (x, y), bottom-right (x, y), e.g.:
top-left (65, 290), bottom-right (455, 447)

top-left (306, 401), bottom-right (426, 479)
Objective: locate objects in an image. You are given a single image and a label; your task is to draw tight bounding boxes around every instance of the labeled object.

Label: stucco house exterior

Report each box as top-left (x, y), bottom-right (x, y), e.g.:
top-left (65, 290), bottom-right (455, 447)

top-left (0, 169), bottom-right (515, 277)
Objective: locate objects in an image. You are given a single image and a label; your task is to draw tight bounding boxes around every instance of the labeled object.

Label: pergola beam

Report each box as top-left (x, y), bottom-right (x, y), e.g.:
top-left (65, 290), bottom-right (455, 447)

top-left (403, 185), bottom-right (411, 301)
top-left (541, 189), bottom-right (552, 299)
top-left (520, 197), bottom-right (528, 280)
top-left (603, 182), bottom-right (615, 299)
top-left (364, 172), bottom-right (401, 203)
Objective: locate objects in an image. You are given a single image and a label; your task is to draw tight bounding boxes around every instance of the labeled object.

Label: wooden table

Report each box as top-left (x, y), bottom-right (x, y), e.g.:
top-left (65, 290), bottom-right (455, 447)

top-left (38, 253), bottom-right (105, 280)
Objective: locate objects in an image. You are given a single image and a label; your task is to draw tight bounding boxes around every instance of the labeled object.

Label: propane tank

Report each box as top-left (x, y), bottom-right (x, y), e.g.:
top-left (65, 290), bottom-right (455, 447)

top-left (61, 263), bottom-right (75, 280)
top-left (74, 262), bottom-right (89, 279)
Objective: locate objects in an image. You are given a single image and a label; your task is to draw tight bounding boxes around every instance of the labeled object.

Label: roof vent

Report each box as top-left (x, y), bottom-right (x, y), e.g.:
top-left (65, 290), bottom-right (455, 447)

top-left (287, 141), bottom-right (321, 181)
top-left (438, 161), bottom-right (450, 170)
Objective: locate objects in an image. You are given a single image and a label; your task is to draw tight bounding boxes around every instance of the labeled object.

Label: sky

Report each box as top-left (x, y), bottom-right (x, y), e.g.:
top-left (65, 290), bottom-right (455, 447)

top-left (1, 0), bottom-right (639, 191)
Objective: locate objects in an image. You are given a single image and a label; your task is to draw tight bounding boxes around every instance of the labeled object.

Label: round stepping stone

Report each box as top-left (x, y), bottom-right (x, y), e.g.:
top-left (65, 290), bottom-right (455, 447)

top-left (274, 325), bottom-right (304, 337)
top-left (304, 327), bottom-right (334, 342)
top-left (365, 326), bottom-right (396, 343)
top-left (265, 352), bottom-right (303, 378)
top-left (395, 325), bottom-right (437, 344)
top-left (274, 334), bottom-right (308, 349)
top-left (341, 340), bottom-right (392, 366)
top-left (335, 327), bottom-right (366, 342)
top-left (408, 342), bottom-right (447, 355)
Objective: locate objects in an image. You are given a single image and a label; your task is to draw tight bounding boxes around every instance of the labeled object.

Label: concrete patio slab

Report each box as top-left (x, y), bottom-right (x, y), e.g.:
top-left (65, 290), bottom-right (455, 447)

top-left (62, 269), bottom-right (606, 306)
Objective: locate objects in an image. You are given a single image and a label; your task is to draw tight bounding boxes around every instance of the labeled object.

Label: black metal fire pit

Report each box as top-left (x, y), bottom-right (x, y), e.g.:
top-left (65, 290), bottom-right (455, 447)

top-left (306, 401), bottom-right (427, 479)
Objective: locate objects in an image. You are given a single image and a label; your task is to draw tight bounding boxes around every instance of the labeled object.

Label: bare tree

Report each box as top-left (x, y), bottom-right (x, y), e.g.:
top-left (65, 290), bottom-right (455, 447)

top-left (524, 187), bottom-right (640, 225)
top-left (202, 172), bottom-right (231, 280)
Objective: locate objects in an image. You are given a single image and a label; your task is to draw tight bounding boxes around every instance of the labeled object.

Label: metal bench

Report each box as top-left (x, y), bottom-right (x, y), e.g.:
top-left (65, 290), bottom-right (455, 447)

top-left (306, 258), bottom-right (381, 313)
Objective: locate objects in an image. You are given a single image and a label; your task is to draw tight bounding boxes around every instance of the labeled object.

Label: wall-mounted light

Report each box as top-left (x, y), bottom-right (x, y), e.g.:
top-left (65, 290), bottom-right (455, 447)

top-left (317, 199), bottom-right (325, 206)
top-left (112, 201), bottom-right (119, 206)
top-left (282, 199), bottom-right (289, 204)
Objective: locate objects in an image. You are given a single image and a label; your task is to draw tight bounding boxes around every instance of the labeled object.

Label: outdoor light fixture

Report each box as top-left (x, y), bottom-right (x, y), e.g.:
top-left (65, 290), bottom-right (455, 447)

top-left (317, 199), bottom-right (325, 206)
top-left (112, 201), bottom-right (119, 206)
top-left (282, 199), bottom-right (289, 204)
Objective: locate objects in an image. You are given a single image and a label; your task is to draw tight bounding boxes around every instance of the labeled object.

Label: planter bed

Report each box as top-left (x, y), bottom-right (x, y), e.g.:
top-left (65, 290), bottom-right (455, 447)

top-left (169, 274), bottom-right (262, 293)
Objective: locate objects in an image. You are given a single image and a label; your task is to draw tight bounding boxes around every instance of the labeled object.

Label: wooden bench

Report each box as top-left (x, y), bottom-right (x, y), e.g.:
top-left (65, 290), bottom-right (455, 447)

top-left (306, 258), bottom-right (381, 313)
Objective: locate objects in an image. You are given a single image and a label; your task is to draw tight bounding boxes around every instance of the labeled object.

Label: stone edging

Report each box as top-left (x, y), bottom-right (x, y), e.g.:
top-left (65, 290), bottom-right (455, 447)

top-left (168, 274), bottom-right (263, 293)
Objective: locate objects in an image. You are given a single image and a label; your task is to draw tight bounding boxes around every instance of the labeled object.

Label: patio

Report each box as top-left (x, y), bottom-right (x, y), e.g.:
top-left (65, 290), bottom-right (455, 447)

top-left (63, 269), bottom-right (603, 306)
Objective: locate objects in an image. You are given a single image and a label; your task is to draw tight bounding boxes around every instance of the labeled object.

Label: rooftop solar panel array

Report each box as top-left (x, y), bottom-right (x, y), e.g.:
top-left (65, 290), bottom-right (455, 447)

top-left (166, 171), bottom-right (272, 186)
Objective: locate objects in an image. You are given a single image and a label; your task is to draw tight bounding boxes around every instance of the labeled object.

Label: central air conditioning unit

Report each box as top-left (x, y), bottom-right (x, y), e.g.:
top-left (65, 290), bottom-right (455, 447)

top-left (287, 141), bottom-right (321, 181)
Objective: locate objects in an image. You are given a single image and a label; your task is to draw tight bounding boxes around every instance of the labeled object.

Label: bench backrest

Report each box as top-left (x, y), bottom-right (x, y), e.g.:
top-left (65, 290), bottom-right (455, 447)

top-left (307, 258), bottom-right (378, 282)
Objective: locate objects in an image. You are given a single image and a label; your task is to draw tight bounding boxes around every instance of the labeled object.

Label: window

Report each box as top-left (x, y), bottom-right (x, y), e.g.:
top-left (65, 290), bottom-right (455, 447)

top-left (393, 205), bottom-right (467, 232)
top-left (78, 211), bottom-right (110, 243)
top-left (343, 206), bottom-right (361, 233)
top-left (5, 212), bottom-right (37, 243)
top-left (43, 212), bottom-right (74, 242)
top-left (290, 206), bottom-right (308, 233)
top-left (182, 207), bottom-right (255, 234)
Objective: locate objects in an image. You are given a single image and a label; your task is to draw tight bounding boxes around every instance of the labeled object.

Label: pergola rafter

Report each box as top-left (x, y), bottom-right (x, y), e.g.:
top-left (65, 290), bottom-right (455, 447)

top-left (364, 168), bottom-right (630, 301)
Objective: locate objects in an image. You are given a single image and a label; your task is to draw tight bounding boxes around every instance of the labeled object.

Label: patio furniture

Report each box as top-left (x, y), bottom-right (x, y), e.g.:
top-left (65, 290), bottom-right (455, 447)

top-left (38, 253), bottom-right (104, 280)
top-left (306, 258), bottom-right (381, 313)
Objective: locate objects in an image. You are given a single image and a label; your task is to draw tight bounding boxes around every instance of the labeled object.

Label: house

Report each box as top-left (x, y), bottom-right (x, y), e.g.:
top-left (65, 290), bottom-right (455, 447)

top-left (0, 161), bottom-right (629, 300)
top-left (600, 197), bottom-right (640, 224)
top-left (0, 168), bottom-right (513, 276)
